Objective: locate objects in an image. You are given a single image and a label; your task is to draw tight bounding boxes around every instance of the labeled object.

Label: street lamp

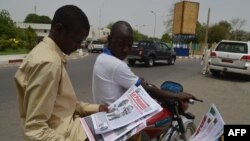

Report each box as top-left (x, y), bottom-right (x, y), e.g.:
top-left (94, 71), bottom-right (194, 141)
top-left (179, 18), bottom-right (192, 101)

top-left (99, 1), bottom-right (106, 39)
top-left (151, 11), bottom-right (156, 38)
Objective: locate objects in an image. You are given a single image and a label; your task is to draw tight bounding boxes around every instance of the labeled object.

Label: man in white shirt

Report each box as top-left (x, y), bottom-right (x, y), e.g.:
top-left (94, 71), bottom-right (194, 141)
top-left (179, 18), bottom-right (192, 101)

top-left (92, 21), bottom-right (200, 106)
top-left (92, 47), bottom-right (141, 104)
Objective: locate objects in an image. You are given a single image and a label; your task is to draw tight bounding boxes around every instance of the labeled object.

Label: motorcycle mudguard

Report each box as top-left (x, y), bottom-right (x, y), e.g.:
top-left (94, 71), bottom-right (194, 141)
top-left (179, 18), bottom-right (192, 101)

top-left (146, 108), bottom-right (173, 127)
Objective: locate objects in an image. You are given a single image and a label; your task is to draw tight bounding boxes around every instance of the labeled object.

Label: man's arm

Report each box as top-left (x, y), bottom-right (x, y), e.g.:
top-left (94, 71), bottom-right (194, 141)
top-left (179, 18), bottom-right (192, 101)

top-left (75, 102), bottom-right (109, 117)
top-left (140, 79), bottom-right (199, 102)
top-left (75, 102), bottom-right (101, 116)
top-left (23, 63), bottom-right (65, 141)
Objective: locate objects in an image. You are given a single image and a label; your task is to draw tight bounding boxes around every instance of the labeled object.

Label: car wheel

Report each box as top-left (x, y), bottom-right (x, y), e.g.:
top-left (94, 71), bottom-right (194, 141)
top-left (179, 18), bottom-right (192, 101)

top-left (210, 69), bottom-right (220, 76)
top-left (168, 57), bottom-right (175, 65)
top-left (145, 57), bottom-right (154, 67)
top-left (128, 59), bottom-right (136, 66)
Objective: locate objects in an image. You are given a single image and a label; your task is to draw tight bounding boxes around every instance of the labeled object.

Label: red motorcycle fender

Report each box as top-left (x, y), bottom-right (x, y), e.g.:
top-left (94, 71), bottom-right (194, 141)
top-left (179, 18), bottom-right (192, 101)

top-left (146, 108), bottom-right (173, 126)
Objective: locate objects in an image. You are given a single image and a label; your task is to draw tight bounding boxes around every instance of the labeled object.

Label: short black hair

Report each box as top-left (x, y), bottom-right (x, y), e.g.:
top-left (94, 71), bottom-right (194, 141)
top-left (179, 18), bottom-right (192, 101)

top-left (110, 21), bottom-right (133, 37)
top-left (51, 5), bottom-right (90, 32)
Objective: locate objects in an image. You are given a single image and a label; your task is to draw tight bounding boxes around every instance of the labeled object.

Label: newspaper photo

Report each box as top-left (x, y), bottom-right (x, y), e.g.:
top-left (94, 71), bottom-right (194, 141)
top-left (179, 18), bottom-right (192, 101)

top-left (80, 84), bottom-right (162, 141)
top-left (101, 107), bottom-right (162, 141)
top-left (190, 104), bottom-right (225, 141)
top-left (91, 85), bottom-right (162, 134)
top-left (80, 105), bottom-right (162, 141)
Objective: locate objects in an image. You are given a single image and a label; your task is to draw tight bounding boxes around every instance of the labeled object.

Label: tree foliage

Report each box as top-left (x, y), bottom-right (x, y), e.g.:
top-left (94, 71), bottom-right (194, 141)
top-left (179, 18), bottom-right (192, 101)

top-left (0, 10), bottom-right (16, 39)
top-left (161, 33), bottom-right (171, 43)
top-left (24, 13), bottom-right (51, 24)
top-left (24, 26), bottom-right (37, 50)
top-left (195, 22), bottom-right (206, 43)
top-left (208, 21), bottom-right (232, 43)
top-left (133, 30), bottom-right (150, 42)
top-left (0, 10), bottom-right (37, 51)
top-left (106, 22), bottom-right (114, 30)
top-left (230, 17), bottom-right (246, 40)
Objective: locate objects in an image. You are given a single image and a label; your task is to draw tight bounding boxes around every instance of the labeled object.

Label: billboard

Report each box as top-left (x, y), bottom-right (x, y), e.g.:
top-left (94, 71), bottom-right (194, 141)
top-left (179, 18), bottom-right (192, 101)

top-left (173, 1), bottom-right (199, 35)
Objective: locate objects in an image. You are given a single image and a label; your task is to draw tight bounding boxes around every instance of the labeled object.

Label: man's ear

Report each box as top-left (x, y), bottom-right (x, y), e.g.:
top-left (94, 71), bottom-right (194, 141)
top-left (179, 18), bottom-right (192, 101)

top-left (54, 23), bottom-right (63, 33)
top-left (107, 35), bottom-right (111, 42)
top-left (107, 35), bottom-right (111, 47)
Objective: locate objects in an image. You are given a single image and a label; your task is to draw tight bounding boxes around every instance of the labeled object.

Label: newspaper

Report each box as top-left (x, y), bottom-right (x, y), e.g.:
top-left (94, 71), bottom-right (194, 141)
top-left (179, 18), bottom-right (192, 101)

top-left (91, 85), bottom-right (162, 134)
top-left (80, 116), bottom-right (104, 141)
top-left (189, 104), bottom-right (225, 141)
top-left (80, 85), bottom-right (162, 141)
top-left (101, 107), bottom-right (162, 141)
top-left (80, 115), bottom-right (146, 141)
top-left (80, 106), bottom-right (162, 141)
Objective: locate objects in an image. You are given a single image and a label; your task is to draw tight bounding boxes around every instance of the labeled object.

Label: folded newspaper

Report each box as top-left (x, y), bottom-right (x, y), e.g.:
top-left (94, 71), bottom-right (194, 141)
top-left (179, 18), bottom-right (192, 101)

top-left (189, 104), bottom-right (225, 141)
top-left (80, 85), bottom-right (162, 141)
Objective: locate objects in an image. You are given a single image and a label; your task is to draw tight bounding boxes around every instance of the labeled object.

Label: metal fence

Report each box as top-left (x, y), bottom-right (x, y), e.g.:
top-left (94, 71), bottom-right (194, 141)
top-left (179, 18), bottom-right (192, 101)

top-left (167, 43), bottom-right (203, 56)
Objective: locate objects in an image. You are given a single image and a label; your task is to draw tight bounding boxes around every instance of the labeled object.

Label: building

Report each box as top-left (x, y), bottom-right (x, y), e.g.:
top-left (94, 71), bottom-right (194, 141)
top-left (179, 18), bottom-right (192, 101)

top-left (16, 22), bottom-right (110, 42)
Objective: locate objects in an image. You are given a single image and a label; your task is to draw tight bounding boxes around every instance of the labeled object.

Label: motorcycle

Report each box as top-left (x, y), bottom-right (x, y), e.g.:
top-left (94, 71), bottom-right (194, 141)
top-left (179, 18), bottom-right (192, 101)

top-left (142, 81), bottom-right (200, 141)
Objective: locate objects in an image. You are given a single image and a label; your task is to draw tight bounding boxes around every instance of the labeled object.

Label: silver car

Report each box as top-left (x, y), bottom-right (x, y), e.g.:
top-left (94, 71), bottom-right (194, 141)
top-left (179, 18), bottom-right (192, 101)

top-left (209, 40), bottom-right (250, 76)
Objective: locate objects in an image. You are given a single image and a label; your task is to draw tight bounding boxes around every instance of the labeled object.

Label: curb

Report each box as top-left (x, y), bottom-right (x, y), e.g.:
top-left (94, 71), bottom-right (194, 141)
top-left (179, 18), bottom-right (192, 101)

top-left (9, 59), bottom-right (23, 63)
top-left (177, 56), bottom-right (201, 59)
top-left (1, 53), bottom-right (199, 68)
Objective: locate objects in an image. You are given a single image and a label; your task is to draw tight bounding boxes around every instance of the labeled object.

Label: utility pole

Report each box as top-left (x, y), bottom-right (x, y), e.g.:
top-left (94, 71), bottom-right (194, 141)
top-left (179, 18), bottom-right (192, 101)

top-left (98, 1), bottom-right (105, 40)
top-left (34, 5), bottom-right (37, 14)
top-left (98, 7), bottom-right (102, 40)
top-left (151, 11), bottom-right (157, 38)
top-left (204, 8), bottom-right (210, 46)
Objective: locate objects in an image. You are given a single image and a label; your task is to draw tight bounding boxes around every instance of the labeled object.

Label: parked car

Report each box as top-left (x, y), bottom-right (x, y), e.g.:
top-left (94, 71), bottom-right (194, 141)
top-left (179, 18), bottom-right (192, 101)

top-left (132, 42), bottom-right (138, 48)
top-left (88, 40), bottom-right (105, 53)
top-left (127, 40), bottom-right (176, 67)
top-left (209, 40), bottom-right (250, 76)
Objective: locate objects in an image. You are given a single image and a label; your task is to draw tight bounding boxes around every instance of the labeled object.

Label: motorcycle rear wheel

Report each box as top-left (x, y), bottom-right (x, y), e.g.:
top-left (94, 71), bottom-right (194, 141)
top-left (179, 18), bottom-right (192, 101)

top-left (160, 122), bottom-right (196, 141)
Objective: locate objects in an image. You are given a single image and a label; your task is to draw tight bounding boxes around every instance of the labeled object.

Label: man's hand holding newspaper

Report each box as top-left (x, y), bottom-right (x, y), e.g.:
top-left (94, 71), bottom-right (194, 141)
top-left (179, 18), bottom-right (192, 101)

top-left (92, 85), bottom-right (162, 134)
top-left (80, 85), bottom-right (162, 141)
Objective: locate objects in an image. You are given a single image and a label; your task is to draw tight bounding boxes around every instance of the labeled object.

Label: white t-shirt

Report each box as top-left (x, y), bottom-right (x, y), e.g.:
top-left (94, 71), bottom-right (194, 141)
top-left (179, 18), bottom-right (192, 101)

top-left (92, 51), bottom-right (140, 105)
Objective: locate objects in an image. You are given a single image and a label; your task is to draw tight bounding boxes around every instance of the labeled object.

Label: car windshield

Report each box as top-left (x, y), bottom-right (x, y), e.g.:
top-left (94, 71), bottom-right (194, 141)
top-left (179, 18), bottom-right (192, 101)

top-left (138, 42), bottom-right (151, 48)
top-left (216, 42), bottom-right (248, 54)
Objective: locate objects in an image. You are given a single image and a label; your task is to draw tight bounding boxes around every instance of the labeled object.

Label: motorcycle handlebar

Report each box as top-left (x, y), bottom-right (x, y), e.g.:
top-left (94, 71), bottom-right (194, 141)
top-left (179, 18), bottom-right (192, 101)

top-left (188, 98), bottom-right (203, 104)
top-left (188, 99), bottom-right (195, 104)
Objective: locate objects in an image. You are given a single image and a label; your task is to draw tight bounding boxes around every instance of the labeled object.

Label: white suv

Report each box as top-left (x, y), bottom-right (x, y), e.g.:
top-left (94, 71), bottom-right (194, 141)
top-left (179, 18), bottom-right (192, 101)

top-left (209, 40), bottom-right (250, 76)
top-left (88, 40), bottom-right (105, 53)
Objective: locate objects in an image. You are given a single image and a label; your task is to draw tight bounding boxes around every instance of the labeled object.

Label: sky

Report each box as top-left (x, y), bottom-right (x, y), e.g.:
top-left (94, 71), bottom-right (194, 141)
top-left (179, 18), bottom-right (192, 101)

top-left (1, 0), bottom-right (250, 38)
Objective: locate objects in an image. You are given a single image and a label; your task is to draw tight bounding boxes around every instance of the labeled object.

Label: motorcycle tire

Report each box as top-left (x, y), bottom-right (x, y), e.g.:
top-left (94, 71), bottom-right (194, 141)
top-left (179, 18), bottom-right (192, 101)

top-left (160, 122), bottom-right (196, 141)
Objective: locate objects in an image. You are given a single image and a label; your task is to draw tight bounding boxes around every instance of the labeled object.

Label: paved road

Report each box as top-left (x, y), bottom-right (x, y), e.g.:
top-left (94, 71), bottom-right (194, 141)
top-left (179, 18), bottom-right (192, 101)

top-left (0, 52), bottom-right (250, 141)
top-left (130, 58), bottom-right (250, 125)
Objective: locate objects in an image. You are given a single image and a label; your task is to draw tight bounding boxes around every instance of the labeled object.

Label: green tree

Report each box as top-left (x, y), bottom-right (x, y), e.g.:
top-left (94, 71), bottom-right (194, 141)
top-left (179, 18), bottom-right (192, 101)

top-left (0, 10), bottom-right (16, 39)
top-left (106, 22), bottom-right (114, 30)
top-left (24, 26), bottom-right (37, 50)
top-left (195, 22), bottom-right (206, 43)
top-left (0, 10), bottom-right (19, 50)
top-left (161, 33), bottom-right (171, 42)
top-left (232, 30), bottom-right (249, 41)
top-left (0, 10), bottom-right (38, 51)
top-left (230, 17), bottom-right (246, 40)
top-left (24, 13), bottom-right (51, 24)
top-left (208, 21), bottom-right (232, 43)
top-left (133, 30), bottom-right (141, 42)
